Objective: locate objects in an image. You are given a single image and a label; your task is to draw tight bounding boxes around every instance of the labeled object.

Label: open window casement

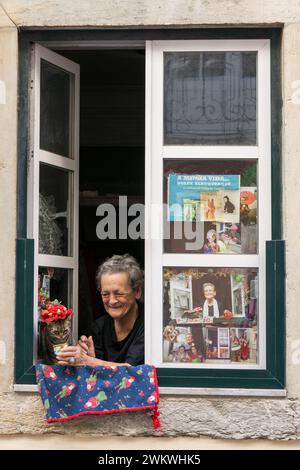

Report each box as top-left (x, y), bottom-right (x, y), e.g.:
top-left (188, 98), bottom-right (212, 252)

top-left (27, 44), bottom-right (80, 356)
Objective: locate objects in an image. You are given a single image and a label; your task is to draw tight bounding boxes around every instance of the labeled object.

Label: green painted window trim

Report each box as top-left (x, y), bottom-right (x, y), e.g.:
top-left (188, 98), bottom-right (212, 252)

top-left (15, 239), bottom-right (36, 384)
top-left (16, 28), bottom-right (284, 388)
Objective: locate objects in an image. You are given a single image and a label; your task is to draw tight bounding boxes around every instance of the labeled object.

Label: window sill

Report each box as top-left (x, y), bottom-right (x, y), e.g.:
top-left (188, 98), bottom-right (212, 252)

top-left (159, 387), bottom-right (287, 397)
top-left (14, 383), bottom-right (287, 397)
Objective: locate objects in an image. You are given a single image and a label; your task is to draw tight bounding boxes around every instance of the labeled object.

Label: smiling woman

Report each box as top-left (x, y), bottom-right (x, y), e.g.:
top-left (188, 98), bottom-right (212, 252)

top-left (57, 254), bottom-right (145, 367)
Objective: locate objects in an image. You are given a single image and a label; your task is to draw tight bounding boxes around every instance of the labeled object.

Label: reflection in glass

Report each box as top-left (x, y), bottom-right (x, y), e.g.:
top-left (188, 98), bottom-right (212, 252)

top-left (164, 52), bottom-right (257, 145)
top-left (37, 267), bottom-right (73, 361)
top-left (39, 164), bottom-right (72, 256)
top-left (40, 59), bottom-right (72, 157)
top-left (38, 267), bottom-right (72, 308)
top-left (163, 159), bottom-right (257, 254)
top-left (163, 267), bottom-right (258, 365)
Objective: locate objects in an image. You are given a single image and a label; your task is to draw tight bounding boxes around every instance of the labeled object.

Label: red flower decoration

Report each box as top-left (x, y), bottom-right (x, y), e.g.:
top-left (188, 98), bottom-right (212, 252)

top-left (40, 299), bottom-right (73, 323)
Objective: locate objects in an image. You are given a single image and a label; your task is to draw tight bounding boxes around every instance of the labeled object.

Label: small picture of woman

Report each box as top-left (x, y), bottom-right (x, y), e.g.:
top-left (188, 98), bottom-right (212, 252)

top-left (223, 195), bottom-right (235, 214)
top-left (203, 229), bottom-right (219, 254)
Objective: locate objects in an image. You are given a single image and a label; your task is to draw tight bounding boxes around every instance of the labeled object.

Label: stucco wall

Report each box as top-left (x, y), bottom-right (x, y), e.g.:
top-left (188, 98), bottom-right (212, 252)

top-left (1, 0), bottom-right (300, 441)
top-left (282, 23), bottom-right (300, 399)
top-left (0, 26), bottom-right (18, 393)
top-left (0, 0), bottom-right (299, 27)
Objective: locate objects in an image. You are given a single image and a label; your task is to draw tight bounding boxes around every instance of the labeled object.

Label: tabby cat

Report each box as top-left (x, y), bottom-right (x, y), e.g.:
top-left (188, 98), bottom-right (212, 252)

top-left (42, 317), bottom-right (72, 365)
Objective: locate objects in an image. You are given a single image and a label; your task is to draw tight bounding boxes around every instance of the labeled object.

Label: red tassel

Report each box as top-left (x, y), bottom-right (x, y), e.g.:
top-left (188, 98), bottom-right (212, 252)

top-left (151, 405), bottom-right (161, 429)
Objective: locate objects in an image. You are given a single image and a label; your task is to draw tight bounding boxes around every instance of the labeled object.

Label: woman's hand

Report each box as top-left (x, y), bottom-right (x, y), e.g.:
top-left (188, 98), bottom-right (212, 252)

top-left (78, 335), bottom-right (96, 357)
top-left (57, 343), bottom-right (131, 368)
top-left (56, 345), bottom-right (92, 366)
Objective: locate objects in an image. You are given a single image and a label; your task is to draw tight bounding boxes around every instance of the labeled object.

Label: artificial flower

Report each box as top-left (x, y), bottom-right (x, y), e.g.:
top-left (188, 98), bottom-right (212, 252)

top-left (40, 299), bottom-right (73, 323)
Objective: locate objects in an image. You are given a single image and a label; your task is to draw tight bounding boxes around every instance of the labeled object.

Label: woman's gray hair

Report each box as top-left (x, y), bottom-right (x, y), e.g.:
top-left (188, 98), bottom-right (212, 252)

top-left (96, 254), bottom-right (144, 291)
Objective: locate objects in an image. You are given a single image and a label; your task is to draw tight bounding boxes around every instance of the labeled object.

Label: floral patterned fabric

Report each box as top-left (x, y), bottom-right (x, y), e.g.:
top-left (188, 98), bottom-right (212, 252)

top-left (35, 362), bottom-right (160, 428)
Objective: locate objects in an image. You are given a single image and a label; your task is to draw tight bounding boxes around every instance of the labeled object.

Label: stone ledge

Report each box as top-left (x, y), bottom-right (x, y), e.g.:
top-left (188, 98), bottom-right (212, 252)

top-left (1, 393), bottom-right (300, 439)
top-left (0, 0), bottom-right (298, 28)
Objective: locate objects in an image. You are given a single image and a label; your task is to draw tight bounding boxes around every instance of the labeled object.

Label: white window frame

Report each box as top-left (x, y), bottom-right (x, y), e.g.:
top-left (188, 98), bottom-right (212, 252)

top-left (145, 39), bottom-right (271, 370)
top-left (27, 44), bottom-right (80, 358)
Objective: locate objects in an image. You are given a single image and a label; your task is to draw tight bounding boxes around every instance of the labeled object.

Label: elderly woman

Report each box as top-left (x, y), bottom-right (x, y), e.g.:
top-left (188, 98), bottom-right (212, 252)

top-left (202, 282), bottom-right (223, 322)
top-left (57, 254), bottom-right (144, 367)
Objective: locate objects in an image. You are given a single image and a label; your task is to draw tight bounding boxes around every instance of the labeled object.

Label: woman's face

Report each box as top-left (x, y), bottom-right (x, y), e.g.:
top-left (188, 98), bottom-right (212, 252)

top-left (100, 272), bottom-right (141, 321)
top-left (203, 285), bottom-right (216, 300)
top-left (185, 334), bottom-right (193, 344)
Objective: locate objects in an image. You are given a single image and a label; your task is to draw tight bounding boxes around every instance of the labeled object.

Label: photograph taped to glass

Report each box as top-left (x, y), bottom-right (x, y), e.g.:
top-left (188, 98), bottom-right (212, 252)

top-left (164, 159), bottom-right (257, 254)
top-left (163, 267), bottom-right (258, 366)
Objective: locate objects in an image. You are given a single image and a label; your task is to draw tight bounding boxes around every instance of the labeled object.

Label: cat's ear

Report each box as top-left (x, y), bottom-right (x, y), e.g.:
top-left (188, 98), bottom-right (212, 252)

top-left (65, 317), bottom-right (72, 328)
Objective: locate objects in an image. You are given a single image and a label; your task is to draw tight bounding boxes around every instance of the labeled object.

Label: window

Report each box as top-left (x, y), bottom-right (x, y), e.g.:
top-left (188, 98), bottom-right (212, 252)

top-left (145, 39), bottom-right (284, 389)
top-left (16, 31), bottom-right (284, 390)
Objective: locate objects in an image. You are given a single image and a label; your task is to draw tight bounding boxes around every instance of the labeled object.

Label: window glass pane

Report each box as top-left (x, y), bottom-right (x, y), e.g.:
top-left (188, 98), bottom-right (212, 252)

top-left (164, 159), bottom-right (257, 254)
top-left (163, 267), bottom-right (258, 365)
top-left (164, 52), bottom-right (257, 145)
top-left (40, 59), bottom-right (72, 157)
top-left (39, 163), bottom-right (73, 256)
top-left (37, 267), bottom-right (73, 361)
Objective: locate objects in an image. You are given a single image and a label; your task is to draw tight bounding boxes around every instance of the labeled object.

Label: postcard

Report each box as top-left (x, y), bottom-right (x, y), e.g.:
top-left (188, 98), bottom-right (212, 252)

top-left (200, 190), bottom-right (240, 223)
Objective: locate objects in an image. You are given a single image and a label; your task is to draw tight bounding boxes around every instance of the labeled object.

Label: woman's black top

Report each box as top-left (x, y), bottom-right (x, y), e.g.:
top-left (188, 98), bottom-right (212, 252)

top-left (91, 305), bottom-right (144, 366)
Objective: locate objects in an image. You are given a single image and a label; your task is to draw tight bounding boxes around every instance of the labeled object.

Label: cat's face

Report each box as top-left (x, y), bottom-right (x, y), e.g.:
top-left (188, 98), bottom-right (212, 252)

top-left (45, 318), bottom-right (72, 344)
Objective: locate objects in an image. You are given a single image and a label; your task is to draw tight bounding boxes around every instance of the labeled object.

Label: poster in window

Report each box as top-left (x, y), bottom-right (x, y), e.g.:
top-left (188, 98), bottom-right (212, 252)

top-left (168, 174), bottom-right (240, 223)
top-left (163, 267), bottom-right (258, 365)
